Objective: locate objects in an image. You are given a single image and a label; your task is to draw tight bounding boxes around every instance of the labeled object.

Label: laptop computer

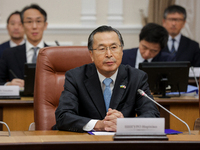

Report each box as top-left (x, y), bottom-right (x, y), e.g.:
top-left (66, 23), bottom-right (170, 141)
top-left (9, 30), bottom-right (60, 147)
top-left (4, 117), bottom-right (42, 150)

top-left (20, 63), bottom-right (36, 97)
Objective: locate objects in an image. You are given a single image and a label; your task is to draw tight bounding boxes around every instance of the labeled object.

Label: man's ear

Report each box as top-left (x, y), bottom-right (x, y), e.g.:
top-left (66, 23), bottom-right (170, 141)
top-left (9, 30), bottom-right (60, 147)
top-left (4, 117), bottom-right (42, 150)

top-left (89, 50), bottom-right (94, 62)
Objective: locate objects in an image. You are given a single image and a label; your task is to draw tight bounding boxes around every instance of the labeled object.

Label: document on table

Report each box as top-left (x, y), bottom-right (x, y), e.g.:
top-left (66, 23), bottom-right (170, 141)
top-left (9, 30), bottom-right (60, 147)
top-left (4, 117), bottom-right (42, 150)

top-left (88, 131), bottom-right (115, 135)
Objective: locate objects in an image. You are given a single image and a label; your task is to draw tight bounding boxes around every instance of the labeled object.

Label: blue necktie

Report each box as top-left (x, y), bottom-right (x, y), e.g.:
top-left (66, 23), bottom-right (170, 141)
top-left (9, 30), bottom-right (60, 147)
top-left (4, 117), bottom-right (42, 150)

top-left (32, 47), bottom-right (39, 63)
top-left (103, 78), bottom-right (112, 112)
top-left (171, 39), bottom-right (176, 55)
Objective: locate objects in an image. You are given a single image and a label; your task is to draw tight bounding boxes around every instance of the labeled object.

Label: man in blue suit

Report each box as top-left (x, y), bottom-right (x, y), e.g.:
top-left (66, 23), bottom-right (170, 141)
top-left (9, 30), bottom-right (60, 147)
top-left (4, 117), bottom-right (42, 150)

top-left (122, 23), bottom-right (173, 68)
top-left (0, 4), bottom-right (48, 87)
top-left (0, 11), bottom-right (25, 57)
top-left (162, 5), bottom-right (200, 67)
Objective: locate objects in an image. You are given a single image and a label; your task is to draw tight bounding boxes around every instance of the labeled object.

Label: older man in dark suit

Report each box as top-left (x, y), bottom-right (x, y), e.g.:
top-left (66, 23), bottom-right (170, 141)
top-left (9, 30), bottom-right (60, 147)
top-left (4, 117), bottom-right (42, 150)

top-left (162, 5), bottom-right (200, 67)
top-left (0, 4), bottom-right (48, 87)
top-left (55, 25), bottom-right (160, 133)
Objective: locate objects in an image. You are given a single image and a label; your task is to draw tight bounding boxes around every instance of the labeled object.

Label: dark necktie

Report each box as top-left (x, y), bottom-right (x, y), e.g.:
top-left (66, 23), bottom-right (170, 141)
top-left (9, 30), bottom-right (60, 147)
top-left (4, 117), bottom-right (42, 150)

top-left (103, 78), bottom-right (112, 112)
top-left (32, 47), bottom-right (39, 63)
top-left (143, 59), bottom-right (148, 62)
top-left (171, 39), bottom-right (176, 55)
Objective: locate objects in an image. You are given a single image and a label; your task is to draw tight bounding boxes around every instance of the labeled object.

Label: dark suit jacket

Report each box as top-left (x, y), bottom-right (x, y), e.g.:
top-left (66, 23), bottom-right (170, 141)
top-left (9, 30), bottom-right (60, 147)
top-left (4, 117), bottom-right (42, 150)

top-left (162, 35), bottom-right (200, 67)
top-left (0, 43), bottom-right (48, 85)
top-left (55, 63), bottom-right (160, 132)
top-left (0, 41), bottom-right (10, 58)
top-left (121, 48), bottom-right (174, 68)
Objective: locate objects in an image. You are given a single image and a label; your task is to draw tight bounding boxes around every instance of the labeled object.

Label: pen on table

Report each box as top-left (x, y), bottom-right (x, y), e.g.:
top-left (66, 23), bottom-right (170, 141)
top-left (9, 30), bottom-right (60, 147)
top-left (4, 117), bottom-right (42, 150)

top-left (9, 69), bottom-right (18, 78)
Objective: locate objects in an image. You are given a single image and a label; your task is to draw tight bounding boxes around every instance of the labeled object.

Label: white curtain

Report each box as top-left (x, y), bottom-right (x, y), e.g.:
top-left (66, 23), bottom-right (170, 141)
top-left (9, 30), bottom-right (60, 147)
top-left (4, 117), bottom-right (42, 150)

top-left (175, 0), bottom-right (200, 44)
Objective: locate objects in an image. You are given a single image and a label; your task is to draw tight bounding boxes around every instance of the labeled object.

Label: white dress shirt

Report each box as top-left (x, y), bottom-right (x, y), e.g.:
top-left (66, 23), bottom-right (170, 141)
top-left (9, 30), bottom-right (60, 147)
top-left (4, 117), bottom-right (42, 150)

top-left (83, 69), bottom-right (118, 131)
top-left (167, 33), bottom-right (181, 52)
top-left (26, 40), bottom-right (45, 63)
top-left (9, 39), bottom-right (25, 47)
top-left (135, 48), bottom-right (153, 68)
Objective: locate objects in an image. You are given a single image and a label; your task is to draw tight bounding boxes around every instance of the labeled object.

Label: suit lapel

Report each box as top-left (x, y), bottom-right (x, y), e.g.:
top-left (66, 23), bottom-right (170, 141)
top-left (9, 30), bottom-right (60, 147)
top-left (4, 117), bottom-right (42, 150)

top-left (176, 35), bottom-right (186, 59)
top-left (84, 64), bottom-right (106, 118)
top-left (110, 65), bottom-right (128, 109)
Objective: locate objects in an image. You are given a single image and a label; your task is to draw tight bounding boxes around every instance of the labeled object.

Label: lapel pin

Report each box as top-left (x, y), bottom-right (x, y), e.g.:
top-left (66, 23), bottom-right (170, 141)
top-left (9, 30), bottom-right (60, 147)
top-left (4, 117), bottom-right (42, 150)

top-left (120, 85), bottom-right (126, 89)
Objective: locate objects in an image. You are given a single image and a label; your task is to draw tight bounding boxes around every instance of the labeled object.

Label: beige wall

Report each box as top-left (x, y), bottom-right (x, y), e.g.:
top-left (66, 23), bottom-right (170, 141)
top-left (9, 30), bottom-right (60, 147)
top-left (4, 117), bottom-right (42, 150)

top-left (0, 0), bottom-right (149, 49)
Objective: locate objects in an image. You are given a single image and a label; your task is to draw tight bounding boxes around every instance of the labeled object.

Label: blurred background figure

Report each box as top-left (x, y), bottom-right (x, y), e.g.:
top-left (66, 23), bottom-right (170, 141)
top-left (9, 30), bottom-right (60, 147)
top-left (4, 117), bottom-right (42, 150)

top-left (0, 11), bottom-right (25, 58)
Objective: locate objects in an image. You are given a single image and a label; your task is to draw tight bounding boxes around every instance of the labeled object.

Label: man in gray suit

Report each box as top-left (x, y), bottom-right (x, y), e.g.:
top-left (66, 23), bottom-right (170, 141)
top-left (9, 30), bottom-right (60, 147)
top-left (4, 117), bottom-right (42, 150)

top-left (55, 25), bottom-right (160, 133)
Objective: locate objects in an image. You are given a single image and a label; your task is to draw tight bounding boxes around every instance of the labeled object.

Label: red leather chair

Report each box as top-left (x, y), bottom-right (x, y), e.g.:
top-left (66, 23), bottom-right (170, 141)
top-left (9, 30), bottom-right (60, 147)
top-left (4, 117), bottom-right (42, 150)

top-left (34, 46), bottom-right (92, 130)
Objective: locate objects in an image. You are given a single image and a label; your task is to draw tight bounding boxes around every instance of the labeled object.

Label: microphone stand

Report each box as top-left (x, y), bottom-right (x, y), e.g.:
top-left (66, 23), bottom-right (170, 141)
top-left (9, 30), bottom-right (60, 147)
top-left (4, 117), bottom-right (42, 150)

top-left (0, 121), bottom-right (11, 136)
top-left (138, 89), bottom-right (191, 135)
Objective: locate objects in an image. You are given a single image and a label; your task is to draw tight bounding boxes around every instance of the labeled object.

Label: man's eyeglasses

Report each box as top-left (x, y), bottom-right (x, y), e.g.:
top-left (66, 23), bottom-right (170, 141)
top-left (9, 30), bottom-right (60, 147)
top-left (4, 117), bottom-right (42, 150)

top-left (166, 18), bottom-right (185, 23)
top-left (23, 20), bottom-right (45, 26)
top-left (91, 44), bottom-right (122, 54)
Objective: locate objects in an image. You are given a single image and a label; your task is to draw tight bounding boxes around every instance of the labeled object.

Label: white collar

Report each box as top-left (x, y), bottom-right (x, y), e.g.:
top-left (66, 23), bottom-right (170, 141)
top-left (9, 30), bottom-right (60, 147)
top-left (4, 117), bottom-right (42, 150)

top-left (9, 39), bottom-right (25, 47)
top-left (97, 69), bottom-right (118, 85)
top-left (168, 33), bottom-right (181, 43)
top-left (26, 40), bottom-right (44, 53)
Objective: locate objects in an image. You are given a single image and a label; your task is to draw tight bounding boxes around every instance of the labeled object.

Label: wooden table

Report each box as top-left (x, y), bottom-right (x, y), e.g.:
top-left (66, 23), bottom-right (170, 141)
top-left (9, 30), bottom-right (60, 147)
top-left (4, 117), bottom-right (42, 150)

top-left (0, 97), bottom-right (34, 131)
top-left (154, 95), bottom-right (199, 131)
top-left (0, 130), bottom-right (200, 150)
top-left (0, 96), bottom-right (199, 132)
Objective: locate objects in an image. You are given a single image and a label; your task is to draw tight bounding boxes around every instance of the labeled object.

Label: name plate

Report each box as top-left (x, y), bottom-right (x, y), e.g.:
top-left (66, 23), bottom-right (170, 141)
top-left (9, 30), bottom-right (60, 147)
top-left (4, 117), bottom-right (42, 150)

top-left (116, 118), bottom-right (165, 134)
top-left (0, 86), bottom-right (19, 96)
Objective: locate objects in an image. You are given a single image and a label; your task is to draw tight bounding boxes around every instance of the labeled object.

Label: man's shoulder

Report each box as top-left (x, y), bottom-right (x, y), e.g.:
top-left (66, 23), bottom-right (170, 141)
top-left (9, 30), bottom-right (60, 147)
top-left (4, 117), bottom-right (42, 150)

top-left (66, 63), bottom-right (95, 75)
top-left (0, 41), bottom-right (10, 50)
top-left (1, 44), bottom-right (26, 59)
top-left (123, 47), bottom-right (138, 54)
top-left (153, 51), bottom-right (174, 61)
top-left (4, 44), bottom-right (25, 52)
top-left (181, 35), bottom-right (199, 45)
top-left (120, 64), bottom-right (146, 76)
top-left (0, 41), bottom-right (9, 46)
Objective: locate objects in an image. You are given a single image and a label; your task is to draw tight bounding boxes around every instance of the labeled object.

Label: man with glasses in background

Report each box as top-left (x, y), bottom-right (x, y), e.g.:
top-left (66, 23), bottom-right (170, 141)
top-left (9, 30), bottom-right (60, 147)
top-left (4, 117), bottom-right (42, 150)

top-left (0, 4), bottom-right (48, 87)
top-left (162, 5), bottom-right (200, 67)
top-left (55, 25), bottom-right (160, 132)
top-left (0, 11), bottom-right (25, 58)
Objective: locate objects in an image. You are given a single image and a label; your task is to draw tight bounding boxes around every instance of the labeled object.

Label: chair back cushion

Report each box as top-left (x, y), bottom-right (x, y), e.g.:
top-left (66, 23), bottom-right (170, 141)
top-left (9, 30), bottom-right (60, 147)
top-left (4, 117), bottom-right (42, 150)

top-left (34, 46), bottom-right (92, 130)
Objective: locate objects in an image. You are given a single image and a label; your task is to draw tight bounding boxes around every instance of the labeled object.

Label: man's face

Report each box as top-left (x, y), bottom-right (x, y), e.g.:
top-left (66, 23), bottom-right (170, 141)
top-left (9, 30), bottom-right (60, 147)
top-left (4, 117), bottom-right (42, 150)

top-left (89, 31), bottom-right (123, 77)
top-left (163, 13), bottom-right (186, 38)
top-left (22, 8), bottom-right (48, 46)
top-left (7, 14), bottom-right (24, 41)
top-left (139, 40), bottom-right (161, 60)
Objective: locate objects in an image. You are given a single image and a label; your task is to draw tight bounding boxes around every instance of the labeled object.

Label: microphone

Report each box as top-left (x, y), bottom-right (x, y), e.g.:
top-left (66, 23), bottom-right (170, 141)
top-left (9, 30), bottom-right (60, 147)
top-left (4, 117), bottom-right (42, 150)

top-left (137, 89), bottom-right (191, 135)
top-left (191, 66), bottom-right (199, 90)
top-left (55, 40), bottom-right (60, 46)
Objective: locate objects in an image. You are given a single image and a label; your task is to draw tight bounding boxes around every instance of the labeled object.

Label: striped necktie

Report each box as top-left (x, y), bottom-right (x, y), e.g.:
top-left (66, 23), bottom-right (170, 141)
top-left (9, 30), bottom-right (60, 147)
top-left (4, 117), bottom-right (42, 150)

top-left (32, 47), bottom-right (39, 63)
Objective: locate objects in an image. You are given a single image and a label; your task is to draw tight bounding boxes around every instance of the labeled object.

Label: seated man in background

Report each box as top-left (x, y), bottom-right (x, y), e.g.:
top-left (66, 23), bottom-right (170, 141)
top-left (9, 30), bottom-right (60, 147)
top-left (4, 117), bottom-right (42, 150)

top-left (122, 23), bottom-right (173, 68)
top-left (55, 25), bottom-right (160, 132)
top-left (0, 11), bottom-right (25, 58)
top-left (0, 4), bottom-right (48, 87)
top-left (162, 5), bottom-right (200, 67)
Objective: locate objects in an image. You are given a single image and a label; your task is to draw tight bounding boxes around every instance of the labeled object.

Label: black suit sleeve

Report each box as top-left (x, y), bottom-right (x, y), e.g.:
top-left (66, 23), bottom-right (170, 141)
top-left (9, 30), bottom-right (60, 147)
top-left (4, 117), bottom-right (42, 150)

top-left (55, 70), bottom-right (91, 132)
top-left (0, 54), bottom-right (9, 85)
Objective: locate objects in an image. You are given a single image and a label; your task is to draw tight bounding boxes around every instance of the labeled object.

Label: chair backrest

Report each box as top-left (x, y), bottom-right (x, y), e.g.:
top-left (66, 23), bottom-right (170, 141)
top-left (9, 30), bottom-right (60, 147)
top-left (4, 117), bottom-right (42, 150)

top-left (34, 46), bottom-right (92, 130)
